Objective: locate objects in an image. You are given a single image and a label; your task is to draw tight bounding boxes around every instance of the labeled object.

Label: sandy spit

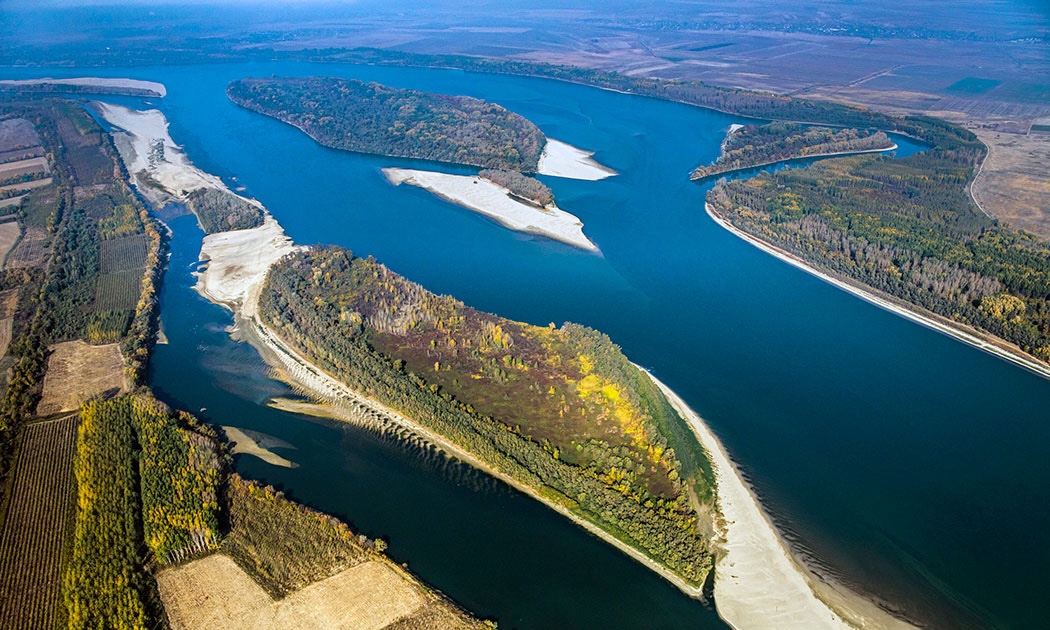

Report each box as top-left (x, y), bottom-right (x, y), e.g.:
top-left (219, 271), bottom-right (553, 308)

top-left (706, 203), bottom-right (1050, 381)
top-left (0, 77), bottom-right (167, 97)
top-left (537, 138), bottom-right (617, 180)
top-left (222, 426), bottom-right (297, 469)
top-left (383, 167), bottom-right (599, 252)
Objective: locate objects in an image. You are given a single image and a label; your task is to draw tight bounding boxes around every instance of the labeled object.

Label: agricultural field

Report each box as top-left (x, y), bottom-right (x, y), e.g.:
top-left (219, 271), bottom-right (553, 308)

top-left (99, 234), bottom-right (148, 273)
top-left (157, 555), bottom-right (438, 630)
top-left (0, 318), bottom-right (13, 358)
top-left (0, 119), bottom-right (40, 152)
top-left (0, 156), bottom-right (49, 181)
top-left (0, 178), bottom-right (52, 194)
top-left (0, 218), bottom-right (21, 269)
top-left (36, 340), bottom-right (125, 416)
top-left (0, 146), bottom-right (44, 165)
top-left (6, 227), bottom-right (48, 270)
top-left (971, 128), bottom-right (1050, 239)
top-left (0, 195), bottom-right (25, 211)
top-left (94, 269), bottom-right (142, 312)
top-left (0, 415), bottom-right (78, 630)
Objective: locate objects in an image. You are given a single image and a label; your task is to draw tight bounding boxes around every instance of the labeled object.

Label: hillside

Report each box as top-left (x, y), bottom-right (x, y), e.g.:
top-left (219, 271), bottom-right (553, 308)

top-left (227, 77), bottom-right (547, 172)
top-left (259, 247), bottom-right (717, 585)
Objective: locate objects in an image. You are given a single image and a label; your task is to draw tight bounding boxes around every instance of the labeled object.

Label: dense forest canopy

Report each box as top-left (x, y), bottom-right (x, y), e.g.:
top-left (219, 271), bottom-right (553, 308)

top-left (227, 77), bottom-right (547, 172)
top-left (708, 127), bottom-right (1050, 363)
top-left (692, 123), bottom-right (894, 180)
top-left (259, 247), bottom-right (717, 584)
top-left (478, 169), bottom-right (554, 207)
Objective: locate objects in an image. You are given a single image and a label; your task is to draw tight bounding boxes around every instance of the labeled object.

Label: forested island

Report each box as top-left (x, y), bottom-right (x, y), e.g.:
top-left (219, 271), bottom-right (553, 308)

top-left (259, 247), bottom-right (717, 585)
top-left (227, 77), bottom-right (547, 172)
top-left (707, 122), bottom-right (1050, 366)
top-left (691, 123), bottom-right (894, 180)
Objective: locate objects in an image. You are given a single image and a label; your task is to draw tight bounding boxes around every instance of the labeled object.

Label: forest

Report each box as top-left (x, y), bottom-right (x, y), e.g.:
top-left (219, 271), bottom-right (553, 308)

top-left (185, 187), bottom-right (265, 234)
top-left (708, 122), bottom-right (1050, 363)
top-left (227, 76), bottom-right (547, 172)
top-left (691, 123), bottom-right (894, 180)
top-left (478, 169), bottom-right (554, 207)
top-left (259, 247), bottom-right (717, 584)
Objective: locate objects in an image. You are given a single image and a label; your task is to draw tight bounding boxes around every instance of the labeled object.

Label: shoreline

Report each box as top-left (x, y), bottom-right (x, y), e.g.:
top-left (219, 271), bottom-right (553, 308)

top-left (705, 202), bottom-right (1050, 381)
top-left (645, 370), bottom-right (916, 630)
top-left (537, 138), bottom-right (617, 180)
top-left (691, 143), bottom-right (898, 182)
top-left (383, 167), bottom-right (600, 252)
top-left (0, 76), bottom-right (167, 97)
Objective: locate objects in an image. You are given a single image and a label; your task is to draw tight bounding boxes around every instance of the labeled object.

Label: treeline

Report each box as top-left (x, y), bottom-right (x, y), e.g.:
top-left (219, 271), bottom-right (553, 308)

top-left (227, 76), bottom-right (547, 172)
top-left (64, 394), bottom-right (222, 628)
top-left (478, 169), bottom-right (554, 207)
top-left (185, 187), bottom-right (264, 234)
top-left (259, 247), bottom-right (715, 584)
top-left (708, 132), bottom-right (1050, 362)
top-left (691, 123), bottom-right (894, 180)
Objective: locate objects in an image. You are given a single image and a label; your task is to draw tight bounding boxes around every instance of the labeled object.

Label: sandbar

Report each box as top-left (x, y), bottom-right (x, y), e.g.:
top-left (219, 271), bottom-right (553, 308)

top-left (0, 77), bottom-right (166, 97)
top-left (222, 426), bottom-right (297, 469)
top-left (536, 138), bottom-right (616, 180)
top-left (383, 167), bottom-right (599, 252)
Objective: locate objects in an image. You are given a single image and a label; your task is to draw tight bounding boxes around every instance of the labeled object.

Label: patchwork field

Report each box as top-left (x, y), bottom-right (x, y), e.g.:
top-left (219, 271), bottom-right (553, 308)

top-left (6, 227), bottom-right (48, 269)
top-left (36, 340), bottom-right (126, 416)
top-left (0, 156), bottom-right (48, 181)
top-left (0, 177), bottom-right (52, 194)
top-left (972, 128), bottom-right (1050, 239)
top-left (94, 269), bottom-right (143, 312)
top-left (157, 555), bottom-right (451, 630)
top-left (0, 415), bottom-right (78, 630)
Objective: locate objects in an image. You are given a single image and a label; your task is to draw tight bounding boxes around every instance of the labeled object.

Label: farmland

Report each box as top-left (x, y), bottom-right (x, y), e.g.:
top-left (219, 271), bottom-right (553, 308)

top-left (0, 218), bottom-right (20, 269)
top-left (36, 341), bottom-right (126, 416)
top-left (94, 270), bottom-right (142, 312)
top-left (0, 415), bottom-right (78, 630)
top-left (99, 234), bottom-right (148, 273)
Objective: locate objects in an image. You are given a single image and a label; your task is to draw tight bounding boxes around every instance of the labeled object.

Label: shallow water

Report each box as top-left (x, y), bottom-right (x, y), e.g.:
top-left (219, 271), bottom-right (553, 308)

top-left (7, 61), bottom-right (1049, 629)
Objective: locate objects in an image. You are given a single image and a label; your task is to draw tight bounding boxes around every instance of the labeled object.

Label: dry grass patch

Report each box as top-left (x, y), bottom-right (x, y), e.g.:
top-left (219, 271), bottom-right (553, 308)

top-left (36, 340), bottom-right (126, 416)
top-left (0, 156), bottom-right (49, 180)
top-left (158, 555), bottom-right (428, 630)
top-left (0, 318), bottom-right (12, 358)
top-left (7, 227), bottom-right (48, 269)
top-left (972, 128), bottom-right (1050, 239)
top-left (0, 289), bottom-right (18, 319)
top-left (0, 220), bottom-right (21, 269)
top-left (0, 177), bottom-right (52, 194)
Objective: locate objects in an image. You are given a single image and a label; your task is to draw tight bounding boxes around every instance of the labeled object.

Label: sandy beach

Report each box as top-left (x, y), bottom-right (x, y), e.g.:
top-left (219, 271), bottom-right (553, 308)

top-left (537, 138), bottom-right (617, 180)
top-left (383, 168), bottom-right (599, 252)
top-left (0, 77), bottom-right (167, 97)
top-left (706, 203), bottom-right (1050, 380)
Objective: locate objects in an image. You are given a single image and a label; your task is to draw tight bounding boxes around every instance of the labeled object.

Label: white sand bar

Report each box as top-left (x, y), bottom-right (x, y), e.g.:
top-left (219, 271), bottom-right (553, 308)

top-left (383, 167), bottom-right (600, 252)
top-left (646, 371), bottom-right (915, 630)
top-left (96, 103), bottom-right (227, 197)
top-left (537, 138), bottom-right (616, 180)
top-left (195, 215), bottom-right (301, 317)
top-left (222, 426), bottom-right (297, 469)
top-left (0, 77), bottom-right (166, 97)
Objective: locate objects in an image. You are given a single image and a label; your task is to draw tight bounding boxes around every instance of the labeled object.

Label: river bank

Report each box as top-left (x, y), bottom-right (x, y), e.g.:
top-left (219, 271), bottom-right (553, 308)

top-left (705, 202), bottom-right (1050, 381)
top-left (382, 167), bottom-right (599, 252)
top-left (537, 138), bottom-right (617, 180)
top-left (690, 143), bottom-right (898, 182)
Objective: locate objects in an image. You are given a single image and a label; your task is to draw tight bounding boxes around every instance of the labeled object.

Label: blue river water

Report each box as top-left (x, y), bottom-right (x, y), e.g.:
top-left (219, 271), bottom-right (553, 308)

top-left (7, 61), bottom-right (1050, 629)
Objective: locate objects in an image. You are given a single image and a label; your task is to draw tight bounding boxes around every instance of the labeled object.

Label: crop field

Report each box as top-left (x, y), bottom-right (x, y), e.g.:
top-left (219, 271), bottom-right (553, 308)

top-left (0, 146), bottom-right (44, 165)
top-left (6, 227), bottom-right (48, 269)
top-left (0, 318), bottom-right (12, 357)
top-left (0, 219), bottom-right (20, 269)
top-left (100, 234), bottom-right (148, 273)
top-left (0, 415), bottom-right (78, 630)
top-left (157, 555), bottom-right (441, 630)
top-left (94, 269), bottom-right (142, 312)
top-left (0, 177), bottom-right (52, 194)
top-left (36, 340), bottom-right (125, 416)
top-left (0, 289), bottom-right (19, 319)
top-left (0, 119), bottom-right (40, 152)
top-left (0, 195), bottom-right (25, 210)
top-left (0, 157), bottom-right (49, 181)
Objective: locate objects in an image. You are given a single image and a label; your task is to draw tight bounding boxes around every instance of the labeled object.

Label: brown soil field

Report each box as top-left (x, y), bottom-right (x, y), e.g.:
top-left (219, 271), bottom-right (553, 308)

top-left (156, 554), bottom-right (463, 630)
top-left (0, 178), bottom-right (52, 194)
top-left (0, 415), bottom-right (78, 629)
top-left (0, 219), bottom-right (22, 269)
top-left (36, 340), bottom-right (126, 416)
top-left (0, 318), bottom-right (13, 358)
top-left (0, 157), bottom-right (49, 180)
top-left (971, 129), bottom-right (1050, 240)
top-left (0, 289), bottom-right (19, 319)
top-left (0, 195), bottom-right (25, 209)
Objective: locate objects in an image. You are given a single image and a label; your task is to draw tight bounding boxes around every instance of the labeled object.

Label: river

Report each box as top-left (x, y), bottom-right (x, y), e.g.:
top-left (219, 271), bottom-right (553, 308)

top-left (6, 61), bottom-right (1048, 629)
